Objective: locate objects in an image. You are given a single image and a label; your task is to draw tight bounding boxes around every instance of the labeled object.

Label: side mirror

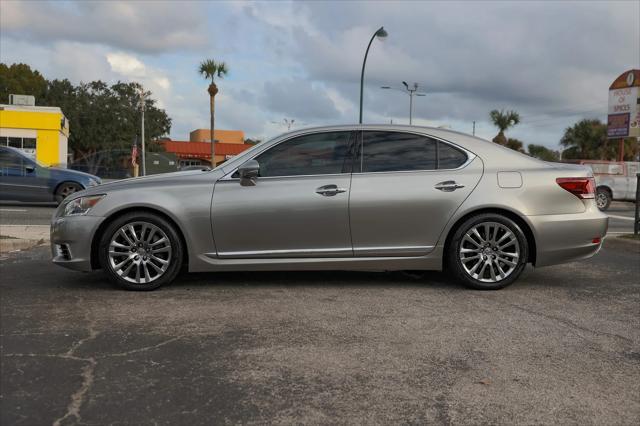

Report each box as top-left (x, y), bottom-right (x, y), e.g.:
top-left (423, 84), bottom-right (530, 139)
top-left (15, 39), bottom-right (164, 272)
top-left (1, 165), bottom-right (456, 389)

top-left (25, 164), bottom-right (36, 173)
top-left (238, 160), bottom-right (260, 186)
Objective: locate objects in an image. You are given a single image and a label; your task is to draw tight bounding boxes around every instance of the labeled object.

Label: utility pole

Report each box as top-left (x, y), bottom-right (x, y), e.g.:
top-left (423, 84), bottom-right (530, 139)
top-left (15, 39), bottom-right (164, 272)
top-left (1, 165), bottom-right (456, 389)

top-left (139, 89), bottom-right (146, 176)
top-left (472, 121), bottom-right (476, 136)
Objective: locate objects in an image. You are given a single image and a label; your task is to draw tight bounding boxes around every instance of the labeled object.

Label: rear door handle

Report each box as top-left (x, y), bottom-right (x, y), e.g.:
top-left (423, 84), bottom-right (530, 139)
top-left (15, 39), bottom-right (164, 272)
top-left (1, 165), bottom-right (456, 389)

top-left (435, 180), bottom-right (465, 192)
top-left (316, 184), bottom-right (347, 196)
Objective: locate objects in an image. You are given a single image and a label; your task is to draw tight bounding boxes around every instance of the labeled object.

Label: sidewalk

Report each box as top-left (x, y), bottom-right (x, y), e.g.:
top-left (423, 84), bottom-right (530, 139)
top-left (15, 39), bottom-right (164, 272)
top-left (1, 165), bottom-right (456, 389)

top-left (0, 224), bottom-right (50, 254)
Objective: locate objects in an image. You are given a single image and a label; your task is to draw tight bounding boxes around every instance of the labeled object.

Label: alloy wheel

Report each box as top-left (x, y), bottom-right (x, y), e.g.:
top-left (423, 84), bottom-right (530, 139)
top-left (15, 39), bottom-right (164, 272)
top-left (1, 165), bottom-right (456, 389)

top-left (458, 221), bottom-right (520, 283)
top-left (107, 221), bottom-right (172, 284)
top-left (59, 183), bottom-right (80, 198)
top-left (596, 193), bottom-right (608, 209)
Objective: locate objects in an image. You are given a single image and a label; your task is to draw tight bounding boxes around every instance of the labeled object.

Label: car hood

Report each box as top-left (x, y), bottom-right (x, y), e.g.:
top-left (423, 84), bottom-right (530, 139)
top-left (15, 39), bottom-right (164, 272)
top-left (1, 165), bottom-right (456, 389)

top-left (47, 166), bottom-right (100, 182)
top-left (79, 169), bottom-right (225, 195)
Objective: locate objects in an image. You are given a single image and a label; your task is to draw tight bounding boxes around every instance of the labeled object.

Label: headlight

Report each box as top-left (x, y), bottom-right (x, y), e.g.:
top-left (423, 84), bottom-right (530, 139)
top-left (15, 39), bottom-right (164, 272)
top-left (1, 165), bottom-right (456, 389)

top-left (63, 195), bottom-right (105, 216)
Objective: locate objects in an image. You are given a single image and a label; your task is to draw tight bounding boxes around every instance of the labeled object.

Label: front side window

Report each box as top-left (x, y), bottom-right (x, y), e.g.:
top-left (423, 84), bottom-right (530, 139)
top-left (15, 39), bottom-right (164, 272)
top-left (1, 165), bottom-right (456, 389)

top-left (0, 149), bottom-right (25, 170)
top-left (254, 131), bottom-right (352, 177)
top-left (361, 131), bottom-right (437, 172)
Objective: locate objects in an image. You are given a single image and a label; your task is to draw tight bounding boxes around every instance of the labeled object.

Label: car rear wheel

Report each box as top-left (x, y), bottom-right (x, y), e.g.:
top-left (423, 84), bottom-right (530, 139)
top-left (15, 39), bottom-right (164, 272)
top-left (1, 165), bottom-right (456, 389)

top-left (55, 182), bottom-right (83, 204)
top-left (596, 187), bottom-right (611, 211)
top-left (447, 213), bottom-right (528, 290)
top-left (98, 211), bottom-right (183, 290)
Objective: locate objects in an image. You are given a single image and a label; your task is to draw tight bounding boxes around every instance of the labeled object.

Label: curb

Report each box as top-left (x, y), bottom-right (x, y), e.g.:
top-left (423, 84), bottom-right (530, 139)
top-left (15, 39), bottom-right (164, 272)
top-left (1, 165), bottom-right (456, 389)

top-left (0, 238), bottom-right (48, 254)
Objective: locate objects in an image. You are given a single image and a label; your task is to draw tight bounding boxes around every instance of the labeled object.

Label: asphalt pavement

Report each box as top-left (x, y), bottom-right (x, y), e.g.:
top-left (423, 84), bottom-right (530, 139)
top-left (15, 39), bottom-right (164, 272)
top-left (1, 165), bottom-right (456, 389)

top-left (1, 239), bottom-right (639, 425)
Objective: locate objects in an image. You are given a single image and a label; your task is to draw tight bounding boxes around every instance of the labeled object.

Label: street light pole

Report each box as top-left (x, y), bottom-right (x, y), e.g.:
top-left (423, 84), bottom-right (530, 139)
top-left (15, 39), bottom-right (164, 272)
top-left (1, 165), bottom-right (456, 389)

top-left (381, 82), bottom-right (425, 125)
top-left (359, 26), bottom-right (388, 124)
top-left (139, 89), bottom-right (146, 176)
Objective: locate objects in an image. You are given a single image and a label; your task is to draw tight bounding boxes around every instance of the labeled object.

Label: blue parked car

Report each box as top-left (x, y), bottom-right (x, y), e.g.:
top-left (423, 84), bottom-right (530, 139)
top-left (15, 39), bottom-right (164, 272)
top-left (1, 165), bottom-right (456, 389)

top-left (0, 146), bottom-right (101, 204)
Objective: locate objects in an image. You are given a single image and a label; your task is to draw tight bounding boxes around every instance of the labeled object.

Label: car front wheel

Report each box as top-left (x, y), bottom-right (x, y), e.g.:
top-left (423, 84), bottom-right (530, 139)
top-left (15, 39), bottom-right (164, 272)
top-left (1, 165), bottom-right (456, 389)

top-left (447, 213), bottom-right (528, 290)
top-left (55, 182), bottom-right (83, 204)
top-left (98, 211), bottom-right (184, 290)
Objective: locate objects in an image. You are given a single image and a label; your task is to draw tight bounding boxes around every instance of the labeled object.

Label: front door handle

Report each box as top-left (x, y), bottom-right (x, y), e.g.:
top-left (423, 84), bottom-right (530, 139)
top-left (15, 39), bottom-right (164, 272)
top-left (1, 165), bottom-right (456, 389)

top-left (435, 180), bottom-right (465, 192)
top-left (316, 184), bottom-right (347, 196)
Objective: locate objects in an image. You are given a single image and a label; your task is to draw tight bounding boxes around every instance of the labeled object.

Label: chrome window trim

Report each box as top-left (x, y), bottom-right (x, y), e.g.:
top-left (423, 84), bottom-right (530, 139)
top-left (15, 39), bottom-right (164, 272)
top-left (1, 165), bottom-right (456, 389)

top-left (355, 129), bottom-right (476, 175)
top-left (220, 127), bottom-right (477, 181)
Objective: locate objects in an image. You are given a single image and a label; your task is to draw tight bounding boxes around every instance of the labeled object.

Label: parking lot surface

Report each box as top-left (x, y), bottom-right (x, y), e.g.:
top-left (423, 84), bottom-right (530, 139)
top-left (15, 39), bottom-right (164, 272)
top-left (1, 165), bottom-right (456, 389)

top-left (1, 239), bottom-right (639, 425)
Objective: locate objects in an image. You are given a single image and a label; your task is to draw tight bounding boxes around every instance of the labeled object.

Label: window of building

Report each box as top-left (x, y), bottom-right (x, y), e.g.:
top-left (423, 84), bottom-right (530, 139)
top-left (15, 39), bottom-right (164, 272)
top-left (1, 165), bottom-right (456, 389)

top-left (8, 137), bottom-right (22, 149)
top-left (22, 138), bottom-right (37, 149)
top-left (361, 131), bottom-right (437, 172)
top-left (254, 131), bottom-right (352, 177)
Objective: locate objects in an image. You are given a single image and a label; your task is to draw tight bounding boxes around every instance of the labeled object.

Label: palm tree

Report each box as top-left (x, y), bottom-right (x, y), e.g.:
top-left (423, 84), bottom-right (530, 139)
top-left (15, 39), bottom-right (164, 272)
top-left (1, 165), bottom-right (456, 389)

top-left (489, 109), bottom-right (520, 146)
top-left (198, 59), bottom-right (228, 166)
top-left (559, 119), bottom-right (607, 160)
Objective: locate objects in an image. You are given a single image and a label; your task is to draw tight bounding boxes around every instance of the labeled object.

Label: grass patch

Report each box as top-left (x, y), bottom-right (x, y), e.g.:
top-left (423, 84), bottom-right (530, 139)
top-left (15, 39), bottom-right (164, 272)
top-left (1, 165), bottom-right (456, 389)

top-left (619, 233), bottom-right (640, 240)
top-left (0, 235), bottom-right (18, 240)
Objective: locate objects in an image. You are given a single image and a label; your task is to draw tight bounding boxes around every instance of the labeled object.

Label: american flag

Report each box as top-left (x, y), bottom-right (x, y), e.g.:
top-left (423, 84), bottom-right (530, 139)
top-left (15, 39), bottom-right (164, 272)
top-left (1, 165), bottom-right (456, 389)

top-left (131, 144), bottom-right (138, 166)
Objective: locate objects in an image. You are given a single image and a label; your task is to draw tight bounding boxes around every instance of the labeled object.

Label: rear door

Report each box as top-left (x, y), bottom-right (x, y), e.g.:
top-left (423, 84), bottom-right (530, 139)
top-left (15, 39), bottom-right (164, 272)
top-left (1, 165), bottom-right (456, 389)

top-left (349, 131), bottom-right (482, 256)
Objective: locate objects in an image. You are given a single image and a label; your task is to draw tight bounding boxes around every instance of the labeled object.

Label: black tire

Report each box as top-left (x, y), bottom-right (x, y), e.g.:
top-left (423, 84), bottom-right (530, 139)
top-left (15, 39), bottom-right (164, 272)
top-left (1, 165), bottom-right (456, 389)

top-left (596, 187), bottom-right (612, 211)
top-left (98, 211), bottom-right (184, 291)
top-left (447, 213), bottom-right (528, 290)
top-left (55, 182), bottom-right (83, 204)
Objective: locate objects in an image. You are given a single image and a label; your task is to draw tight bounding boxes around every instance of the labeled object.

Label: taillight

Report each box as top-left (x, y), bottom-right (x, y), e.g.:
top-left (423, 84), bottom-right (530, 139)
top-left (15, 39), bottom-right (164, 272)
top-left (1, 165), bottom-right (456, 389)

top-left (556, 177), bottom-right (595, 199)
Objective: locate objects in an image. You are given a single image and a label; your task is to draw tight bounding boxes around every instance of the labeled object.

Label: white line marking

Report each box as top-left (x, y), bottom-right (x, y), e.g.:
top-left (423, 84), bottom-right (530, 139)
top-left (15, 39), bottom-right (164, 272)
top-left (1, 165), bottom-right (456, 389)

top-left (0, 224), bottom-right (50, 228)
top-left (607, 215), bottom-right (635, 221)
top-left (0, 209), bottom-right (27, 212)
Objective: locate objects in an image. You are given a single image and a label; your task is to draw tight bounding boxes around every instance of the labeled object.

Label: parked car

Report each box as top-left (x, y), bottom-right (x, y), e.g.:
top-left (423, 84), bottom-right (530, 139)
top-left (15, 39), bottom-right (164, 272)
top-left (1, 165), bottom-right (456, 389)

top-left (51, 125), bottom-right (608, 291)
top-left (0, 146), bottom-right (101, 204)
top-left (576, 160), bottom-right (639, 210)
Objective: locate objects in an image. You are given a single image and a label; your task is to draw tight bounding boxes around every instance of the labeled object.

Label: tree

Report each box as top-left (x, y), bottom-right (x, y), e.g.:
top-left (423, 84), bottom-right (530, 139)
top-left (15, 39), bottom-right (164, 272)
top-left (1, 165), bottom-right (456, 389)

top-left (559, 119), bottom-right (607, 160)
top-left (0, 63), bottom-right (47, 103)
top-left (244, 138), bottom-right (262, 145)
top-left (198, 59), bottom-right (228, 166)
top-left (506, 138), bottom-right (525, 153)
top-left (528, 144), bottom-right (559, 162)
top-left (489, 109), bottom-right (520, 146)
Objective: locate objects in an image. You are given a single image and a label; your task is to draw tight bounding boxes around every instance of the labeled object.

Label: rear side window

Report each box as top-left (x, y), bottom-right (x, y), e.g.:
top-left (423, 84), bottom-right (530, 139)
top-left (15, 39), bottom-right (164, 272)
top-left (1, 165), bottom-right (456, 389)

top-left (438, 142), bottom-right (467, 169)
top-left (360, 131), bottom-right (468, 172)
top-left (361, 131), bottom-right (436, 172)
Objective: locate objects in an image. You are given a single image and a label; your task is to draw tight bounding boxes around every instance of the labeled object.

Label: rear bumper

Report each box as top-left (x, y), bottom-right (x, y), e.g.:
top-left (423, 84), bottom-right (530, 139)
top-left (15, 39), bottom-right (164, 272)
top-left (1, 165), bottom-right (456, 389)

top-left (528, 205), bottom-right (609, 267)
top-left (50, 215), bottom-right (105, 272)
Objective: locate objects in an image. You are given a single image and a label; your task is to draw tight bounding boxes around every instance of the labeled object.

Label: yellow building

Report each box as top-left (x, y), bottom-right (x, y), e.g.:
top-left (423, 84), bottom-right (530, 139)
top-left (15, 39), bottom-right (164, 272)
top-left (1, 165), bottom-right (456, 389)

top-left (0, 104), bottom-right (70, 167)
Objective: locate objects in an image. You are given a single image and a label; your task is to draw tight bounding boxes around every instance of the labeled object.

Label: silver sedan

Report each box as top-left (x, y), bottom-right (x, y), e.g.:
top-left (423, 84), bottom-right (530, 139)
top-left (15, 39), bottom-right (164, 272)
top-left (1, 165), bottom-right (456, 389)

top-left (51, 125), bottom-right (608, 290)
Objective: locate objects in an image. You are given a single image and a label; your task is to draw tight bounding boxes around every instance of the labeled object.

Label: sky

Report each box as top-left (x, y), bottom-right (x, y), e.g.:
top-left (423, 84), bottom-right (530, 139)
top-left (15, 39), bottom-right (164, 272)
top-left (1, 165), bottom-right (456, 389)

top-left (1, 0), bottom-right (639, 149)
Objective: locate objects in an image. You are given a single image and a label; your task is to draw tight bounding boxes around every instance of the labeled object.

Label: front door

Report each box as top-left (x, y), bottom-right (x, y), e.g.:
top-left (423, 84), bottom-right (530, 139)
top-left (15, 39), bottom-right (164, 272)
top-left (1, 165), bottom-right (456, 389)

top-left (211, 131), bottom-right (355, 258)
top-left (349, 130), bottom-right (483, 256)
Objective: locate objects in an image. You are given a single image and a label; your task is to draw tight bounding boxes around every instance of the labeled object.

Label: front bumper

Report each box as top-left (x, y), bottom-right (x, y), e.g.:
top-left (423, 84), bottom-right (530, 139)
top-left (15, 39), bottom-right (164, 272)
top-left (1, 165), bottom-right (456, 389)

top-left (51, 215), bottom-right (105, 271)
top-left (528, 205), bottom-right (609, 267)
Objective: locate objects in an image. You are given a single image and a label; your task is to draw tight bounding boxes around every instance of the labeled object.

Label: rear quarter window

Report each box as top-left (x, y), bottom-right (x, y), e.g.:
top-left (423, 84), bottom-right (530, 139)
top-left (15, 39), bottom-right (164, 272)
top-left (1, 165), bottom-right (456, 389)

top-left (438, 142), bottom-right (467, 169)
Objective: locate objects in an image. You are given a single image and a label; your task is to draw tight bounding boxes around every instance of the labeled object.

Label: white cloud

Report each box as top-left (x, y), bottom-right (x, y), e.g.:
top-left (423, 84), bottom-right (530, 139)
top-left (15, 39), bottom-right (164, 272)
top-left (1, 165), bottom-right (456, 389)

top-left (0, 0), bottom-right (208, 53)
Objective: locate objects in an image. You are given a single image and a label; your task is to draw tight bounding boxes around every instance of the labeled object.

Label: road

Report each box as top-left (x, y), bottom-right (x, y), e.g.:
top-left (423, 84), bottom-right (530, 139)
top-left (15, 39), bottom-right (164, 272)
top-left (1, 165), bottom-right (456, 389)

top-left (1, 200), bottom-right (637, 233)
top-left (1, 239), bottom-right (639, 425)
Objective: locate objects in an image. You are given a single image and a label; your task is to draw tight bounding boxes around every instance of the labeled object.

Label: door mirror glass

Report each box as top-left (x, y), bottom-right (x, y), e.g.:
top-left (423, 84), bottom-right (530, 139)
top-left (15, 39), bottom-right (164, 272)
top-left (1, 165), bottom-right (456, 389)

top-left (238, 160), bottom-right (260, 186)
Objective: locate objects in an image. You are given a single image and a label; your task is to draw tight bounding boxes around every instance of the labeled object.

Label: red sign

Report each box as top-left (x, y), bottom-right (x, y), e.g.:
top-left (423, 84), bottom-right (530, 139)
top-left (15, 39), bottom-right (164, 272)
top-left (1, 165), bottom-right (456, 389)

top-left (607, 113), bottom-right (630, 138)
